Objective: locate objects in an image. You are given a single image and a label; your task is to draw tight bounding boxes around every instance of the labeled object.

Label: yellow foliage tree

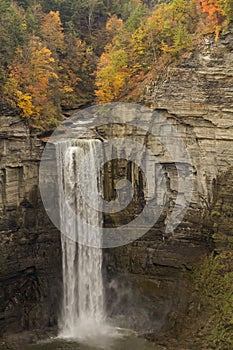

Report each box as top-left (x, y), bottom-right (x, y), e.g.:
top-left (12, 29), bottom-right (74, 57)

top-left (40, 11), bottom-right (64, 55)
top-left (95, 45), bottom-right (130, 103)
top-left (5, 36), bottom-right (60, 128)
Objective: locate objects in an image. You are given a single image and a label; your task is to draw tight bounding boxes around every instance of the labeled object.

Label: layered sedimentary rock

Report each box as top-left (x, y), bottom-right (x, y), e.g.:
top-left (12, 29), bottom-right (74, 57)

top-left (103, 30), bottom-right (233, 333)
top-left (0, 117), bottom-right (61, 335)
top-left (0, 27), bottom-right (232, 338)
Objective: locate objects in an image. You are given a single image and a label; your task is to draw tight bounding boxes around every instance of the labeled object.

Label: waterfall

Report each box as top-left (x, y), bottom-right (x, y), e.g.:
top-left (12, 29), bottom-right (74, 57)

top-left (56, 139), bottom-right (105, 340)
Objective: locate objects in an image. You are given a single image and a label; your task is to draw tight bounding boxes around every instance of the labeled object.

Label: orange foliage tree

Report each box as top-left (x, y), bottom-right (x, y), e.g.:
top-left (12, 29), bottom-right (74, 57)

top-left (4, 36), bottom-right (60, 129)
top-left (201, 0), bottom-right (222, 21)
top-left (199, 0), bottom-right (228, 39)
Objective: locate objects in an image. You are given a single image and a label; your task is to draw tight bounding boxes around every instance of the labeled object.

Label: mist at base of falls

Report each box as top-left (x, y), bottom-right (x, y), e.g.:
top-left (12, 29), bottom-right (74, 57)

top-left (25, 329), bottom-right (159, 350)
top-left (58, 318), bottom-right (122, 348)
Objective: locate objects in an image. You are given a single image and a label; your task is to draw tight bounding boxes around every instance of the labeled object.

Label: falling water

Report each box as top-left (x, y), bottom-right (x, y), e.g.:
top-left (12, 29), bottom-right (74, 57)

top-left (56, 139), bottom-right (106, 341)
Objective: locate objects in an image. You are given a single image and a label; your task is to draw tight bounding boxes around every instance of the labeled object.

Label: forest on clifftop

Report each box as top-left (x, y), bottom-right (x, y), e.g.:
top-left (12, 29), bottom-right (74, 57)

top-left (0, 0), bottom-right (232, 129)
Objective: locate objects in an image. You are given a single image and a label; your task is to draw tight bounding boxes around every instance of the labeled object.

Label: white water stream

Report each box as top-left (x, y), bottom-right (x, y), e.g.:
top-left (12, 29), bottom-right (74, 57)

top-left (56, 139), bottom-right (108, 343)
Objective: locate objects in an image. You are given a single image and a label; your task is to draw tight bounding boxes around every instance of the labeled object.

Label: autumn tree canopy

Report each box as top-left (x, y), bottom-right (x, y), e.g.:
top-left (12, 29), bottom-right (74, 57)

top-left (0, 0), bottom-right (232, 128)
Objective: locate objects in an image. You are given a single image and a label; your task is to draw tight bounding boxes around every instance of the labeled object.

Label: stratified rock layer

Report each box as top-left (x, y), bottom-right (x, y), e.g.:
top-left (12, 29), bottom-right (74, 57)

top-left (0, 117), bottom-right (62, 335)
top-left (104, 30), bottom-right (233, 333)
top-left (0, 28), bottom-right (232, 338)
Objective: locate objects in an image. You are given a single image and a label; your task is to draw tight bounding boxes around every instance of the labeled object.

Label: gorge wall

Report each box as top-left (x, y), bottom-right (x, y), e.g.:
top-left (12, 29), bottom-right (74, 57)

top-left (103, 29), bottom-right (233, 334)
top-left (0, 118), bottom-right (61, 335)
top-left (0, 28), bottom-right (232, 340)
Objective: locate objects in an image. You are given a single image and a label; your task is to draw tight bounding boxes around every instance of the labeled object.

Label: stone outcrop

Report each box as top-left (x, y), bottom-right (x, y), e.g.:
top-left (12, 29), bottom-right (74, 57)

top-left (0, 117), bottom-right (61, 335)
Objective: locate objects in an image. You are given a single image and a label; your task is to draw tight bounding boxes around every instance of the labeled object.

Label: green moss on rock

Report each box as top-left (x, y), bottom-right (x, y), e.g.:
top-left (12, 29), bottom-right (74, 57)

top-left (193, 251), bottom-right (233, 350)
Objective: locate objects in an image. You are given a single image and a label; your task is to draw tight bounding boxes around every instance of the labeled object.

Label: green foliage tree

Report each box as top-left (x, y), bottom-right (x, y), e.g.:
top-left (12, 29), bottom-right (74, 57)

top-left (25, 4), bottom-right (43, 35)
top-left (0, 0), bottom-right (26, 71)
top-left (125, 2), bottom-right (149, 32)
top-left (222, 0), bottom-right (233, 22)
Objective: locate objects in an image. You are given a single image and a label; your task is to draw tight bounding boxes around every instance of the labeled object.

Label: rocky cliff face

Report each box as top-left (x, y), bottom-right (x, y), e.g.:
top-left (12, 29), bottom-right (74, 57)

top-left (0, 117), bottom-right (62, 335)
top-left (103, 30), bottom-right (233, 333)
top-left (143, 29), bottom-right (233, 199)
top-left (0, 28), bottom-right (232, 341)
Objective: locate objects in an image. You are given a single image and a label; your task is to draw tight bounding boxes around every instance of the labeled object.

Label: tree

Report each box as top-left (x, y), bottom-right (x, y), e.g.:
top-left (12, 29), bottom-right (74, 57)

top-left (4, 36), bottom-right (60, 128)
top-left (55, 0), bottom-right (105, 43)
top-left (106, 15), bottom-right (123, 38)
top-left (60, 33), bottom-right (96, 108)
top-left (40, 11), bottom-right (64, 55)
top-left (125, 1), bottom-right (149, 32)
top-left (201, 0), bottom-right (222, 22)
top-left (221, 0), bottom-right (233, 22)
top-left (200, 0), bottom-right (227, 39)
top-left (110, 0), bottom-right (143, 20)
top-left (25, 3), bottom-right (44, 35)
top-left (0, 0), bottom-right (26, 70)
top-left (95, 44), bottom-right (130, 103)
top-left (0, 0), bottom-right (27, 110)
